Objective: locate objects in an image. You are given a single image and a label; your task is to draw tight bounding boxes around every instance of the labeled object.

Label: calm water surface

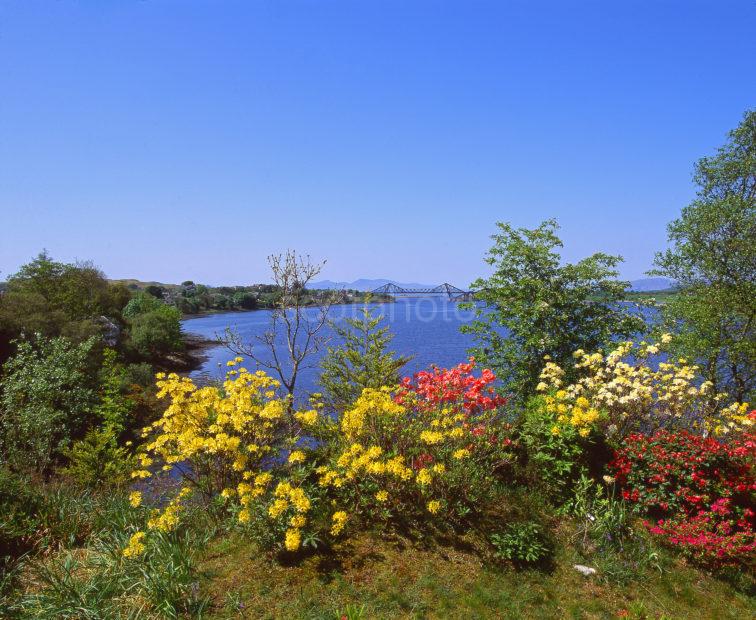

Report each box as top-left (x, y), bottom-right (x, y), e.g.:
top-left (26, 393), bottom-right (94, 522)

top-left (182, 299), bottom-right (482, 397)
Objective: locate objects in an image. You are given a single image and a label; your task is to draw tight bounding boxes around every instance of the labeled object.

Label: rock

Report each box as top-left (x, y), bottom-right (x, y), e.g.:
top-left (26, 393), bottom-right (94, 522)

top-left (97, 316), bottom-right (121, 346)
top-left (573, 564), bottom-right (597, 576)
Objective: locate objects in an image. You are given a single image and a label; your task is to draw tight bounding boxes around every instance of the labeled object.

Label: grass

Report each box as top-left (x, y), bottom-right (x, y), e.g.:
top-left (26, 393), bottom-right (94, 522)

top-left (4, 483), bottom-right (753, 619)
top-left (196, 529), bottom-right (755, 619)
top-left (4, 499), bottom-right (754, 619)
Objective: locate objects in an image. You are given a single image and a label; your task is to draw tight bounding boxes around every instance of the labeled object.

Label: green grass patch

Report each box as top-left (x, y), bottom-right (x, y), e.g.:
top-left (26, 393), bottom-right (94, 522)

top-left (196, 530), bottom-right (754, 619)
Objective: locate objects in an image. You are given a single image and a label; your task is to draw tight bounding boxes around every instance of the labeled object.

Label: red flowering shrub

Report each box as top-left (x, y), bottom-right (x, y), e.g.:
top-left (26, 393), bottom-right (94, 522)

top-left (395, 358), bottom-right (506, 414)
top-left (609, 430), bottom-right (756, 567)
top-left (395, 359), bottom-right (513, 471)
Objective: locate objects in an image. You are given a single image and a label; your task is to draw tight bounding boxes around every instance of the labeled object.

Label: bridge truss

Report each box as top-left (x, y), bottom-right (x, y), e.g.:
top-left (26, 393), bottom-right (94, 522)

top-left (372, 282), bottom-right (476, 302)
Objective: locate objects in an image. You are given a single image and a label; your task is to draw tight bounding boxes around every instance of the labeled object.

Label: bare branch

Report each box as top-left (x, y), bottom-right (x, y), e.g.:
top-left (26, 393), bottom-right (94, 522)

top-left (217, 250), bottom-right (336, 399)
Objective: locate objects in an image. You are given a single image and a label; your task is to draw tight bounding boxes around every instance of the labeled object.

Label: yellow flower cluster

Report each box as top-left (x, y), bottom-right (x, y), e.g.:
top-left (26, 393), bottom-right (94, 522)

top-left (139, 366), bottom-right (289, 482)
top-left (708, 401), bottom-right (753, 437)
top-left (124, 361), bottom-right (318, 557)
top-left (260, 481), bottom-right (315, 550)
top-left (331, 510), bottom-right (348, 535)
top-left (123, 532), bottom-right (146, 558)
top-left (543, 392), bottom-right (601, 437)
top-left (537, 336), bottom-right (749, 438)
top-left (288, 450), bottom-right (306, 464)
top-left (285, 528), bottom-right (302, 551)
top-left (147, 487), bottom-right (191, 532)
top-left (341, 387), bottom-right (405, 439)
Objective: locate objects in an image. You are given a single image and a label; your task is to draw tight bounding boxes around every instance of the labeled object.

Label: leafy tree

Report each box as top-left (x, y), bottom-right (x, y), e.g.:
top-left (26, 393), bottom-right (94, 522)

top-left (651, 109), bottom-right (755, 401)
top-left (0, 336), bottom-right (98, 473)
top-left (121, 291), bottom-right (183, 357)
top-left (232, 291), bottom-right (258, 310)
top-left (128, 304), bottom-right (183, 358)
top-left (122, 291), bottom-right (164, 318)
top-left (320, 300), bottom-right (410, 410)
top-left (0, 252), bottom-right (129, 361)
top-left (463, 219), bottom-right (644, 404)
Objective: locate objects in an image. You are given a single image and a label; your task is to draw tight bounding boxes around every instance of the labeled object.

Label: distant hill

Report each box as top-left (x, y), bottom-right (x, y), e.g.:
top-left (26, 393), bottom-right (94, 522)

top-left (310, 279), bottom-right (438, 292)
top-left (629, 277), bottom-right (676, 292)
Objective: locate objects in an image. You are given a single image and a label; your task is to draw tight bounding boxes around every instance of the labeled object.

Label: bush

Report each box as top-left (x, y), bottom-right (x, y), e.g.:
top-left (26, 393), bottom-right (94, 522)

top-left (127, 359), bottom-right (515, 557)
top-left (610, 430), bottom-right (755, 567)
top-left (534, 336), bottom-right (743, 443)
top-left (124, 362), bottom-right (298, 551)
top-left (61, 429), bottom-right (135, 490)
top-left (519, 395), bottom-right (591, 504)
top-left (128, 304), bottom-right (183, 357)
top-left (0, 335), bottom-right (98, 472)
top-left (491, 521), bottom-right (552, 566)
top-left (245, 360), bottom-right (515, 553)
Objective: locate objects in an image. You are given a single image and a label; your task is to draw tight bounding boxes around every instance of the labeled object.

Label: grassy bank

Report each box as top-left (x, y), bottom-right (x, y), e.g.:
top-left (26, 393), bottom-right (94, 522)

top-left (197, 528), bottom-right (753, 619)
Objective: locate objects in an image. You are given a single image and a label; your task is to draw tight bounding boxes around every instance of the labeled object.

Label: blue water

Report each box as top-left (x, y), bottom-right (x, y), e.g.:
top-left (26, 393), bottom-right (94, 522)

top-left (182, 299), bottom-right (481, 396)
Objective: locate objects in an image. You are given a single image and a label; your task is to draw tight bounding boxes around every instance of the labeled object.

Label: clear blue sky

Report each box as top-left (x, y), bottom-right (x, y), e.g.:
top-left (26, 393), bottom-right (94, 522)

top-left (1, 1), bottom-right (754, 286)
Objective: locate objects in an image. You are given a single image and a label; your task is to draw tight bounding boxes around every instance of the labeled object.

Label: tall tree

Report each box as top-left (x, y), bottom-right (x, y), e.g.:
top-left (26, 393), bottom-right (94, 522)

top-left (652, 109), bottom-right (755, 401)
top-left (463, 219), bottom-right (644, 404)
top-left (319, 299), bottom-right (411, 411)
top-left (221, 250), bottom-right (336, 398)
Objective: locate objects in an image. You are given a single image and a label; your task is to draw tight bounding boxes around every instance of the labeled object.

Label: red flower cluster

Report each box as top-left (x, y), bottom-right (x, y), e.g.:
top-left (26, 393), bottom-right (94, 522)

top-left (395, 358), bottom-right (506, 414)
top-left (609, 430), bottom-right (756, 566)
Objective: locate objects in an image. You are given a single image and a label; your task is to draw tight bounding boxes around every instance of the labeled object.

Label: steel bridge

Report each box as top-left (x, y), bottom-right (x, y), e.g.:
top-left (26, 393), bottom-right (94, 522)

top-left (372, 282), bottom-right (476, 302)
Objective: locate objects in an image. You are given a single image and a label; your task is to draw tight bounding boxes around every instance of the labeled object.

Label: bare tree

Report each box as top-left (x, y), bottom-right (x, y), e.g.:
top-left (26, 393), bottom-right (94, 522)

top-left (220, 250), bottom-right (336, 398)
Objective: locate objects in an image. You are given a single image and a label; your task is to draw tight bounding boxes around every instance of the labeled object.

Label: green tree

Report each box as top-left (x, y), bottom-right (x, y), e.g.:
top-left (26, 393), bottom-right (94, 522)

top-left (232, 291), bottom-right (258, 310)
top-left (122, 291), bottom-right (164, 318)
top-left (0, 252), bottom-right (129, 361)
top-left (463, 219), bottom-right (644, 404)
top-left (320, 300), bottom-right (410, 410)
top-left (128, 304), bottom-right (183, 358)
top-left (651, 109), bottom-right (755, 401)
top-left (0, 335), bottom-right (98, 473)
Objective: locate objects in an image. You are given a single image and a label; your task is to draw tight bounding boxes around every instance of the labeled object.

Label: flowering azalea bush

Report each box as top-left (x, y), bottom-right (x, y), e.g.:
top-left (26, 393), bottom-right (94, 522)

top-left (609, 430), bottom-right (756, 567)
top-left (708, 405), bottom-right (756, 440)
top-left (395, 358), bottom-right (506, 414)
top-left (123, 360), bottom-right (318, 554)
top-left (535, 335), bottom-right (749, 442)
top-left (238, 361), bottom-right (514, 553)
top-left (122, 360), bottom-right (514, 557)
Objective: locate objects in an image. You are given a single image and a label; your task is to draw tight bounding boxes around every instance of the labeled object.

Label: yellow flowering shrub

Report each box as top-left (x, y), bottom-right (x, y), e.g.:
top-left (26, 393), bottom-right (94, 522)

top-left (535, 336), bottom-right (748, 440)
top-left (251, 365), bottom-right (515, 550)
top-left (123, 360), bottom-right (319, 557)
top-left (123, 360), bottom-right (513, 556)
top-left (708, 402), bottom-right (755, 438)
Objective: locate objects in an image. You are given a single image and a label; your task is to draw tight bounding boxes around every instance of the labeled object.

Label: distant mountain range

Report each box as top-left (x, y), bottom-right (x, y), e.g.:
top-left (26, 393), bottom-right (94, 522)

top-left (312, 277), bottom-right (676, 293)
top-left (629, 277), bottom-right (676, 292)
